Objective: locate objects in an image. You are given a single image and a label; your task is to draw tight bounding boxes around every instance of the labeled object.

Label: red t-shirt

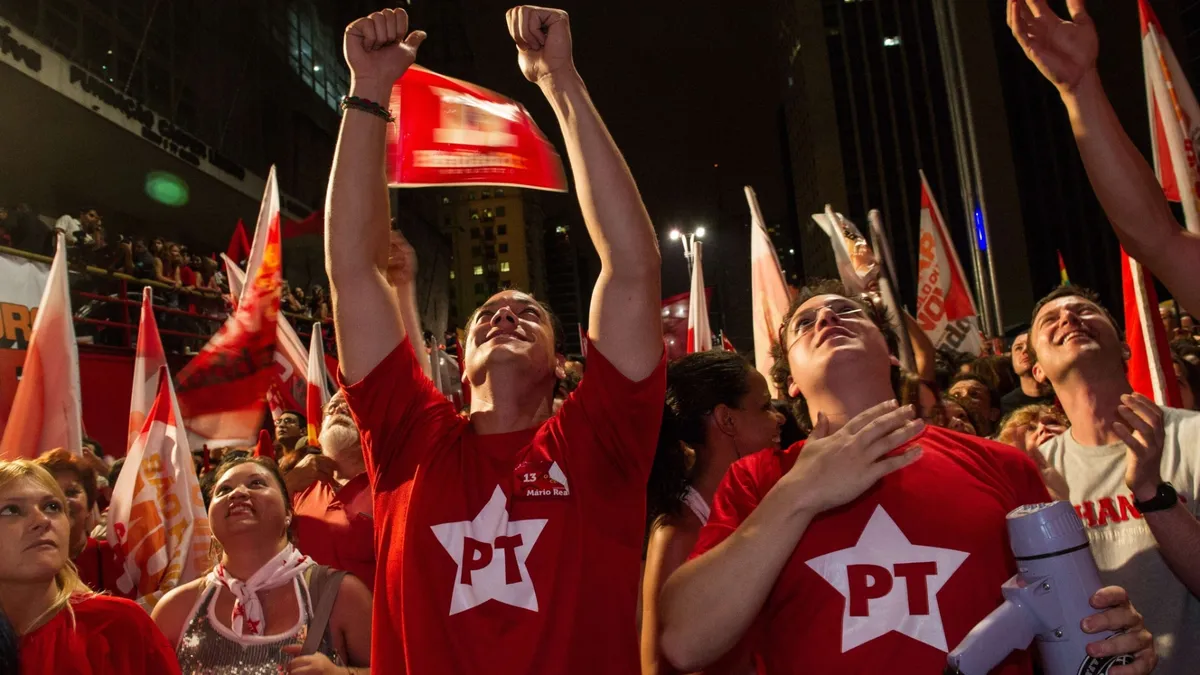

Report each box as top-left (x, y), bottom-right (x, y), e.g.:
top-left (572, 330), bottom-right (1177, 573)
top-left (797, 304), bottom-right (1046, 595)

top-left (75, 537), bottom-right (124, 596)
top-left (342, 337), bottom-right (665, 675)
top-left (179, 265), bottom-right (197, 287)
top-left (293, 473), bottom-right (376, 590)
top-left (691, 426), bottom-right (1051, 675)
top-left (19, 594), bottom-right (181, 674)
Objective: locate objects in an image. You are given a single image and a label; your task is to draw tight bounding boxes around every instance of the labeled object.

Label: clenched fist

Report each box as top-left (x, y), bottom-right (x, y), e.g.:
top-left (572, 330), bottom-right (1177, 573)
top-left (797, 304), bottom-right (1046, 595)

top-left (506, 6), bottom-right (576, 84)
top-left (344, 8), bottom-right (426, 93)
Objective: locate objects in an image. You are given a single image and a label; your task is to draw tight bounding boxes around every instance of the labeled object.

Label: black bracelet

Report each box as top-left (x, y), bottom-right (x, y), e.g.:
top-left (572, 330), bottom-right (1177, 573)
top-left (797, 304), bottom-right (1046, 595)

top-left (340, 95), bottom-right (395, 123)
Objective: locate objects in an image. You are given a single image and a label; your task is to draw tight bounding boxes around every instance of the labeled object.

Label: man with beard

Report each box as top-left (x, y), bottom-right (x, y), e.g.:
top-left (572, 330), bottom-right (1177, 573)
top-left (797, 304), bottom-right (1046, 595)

top-left (1029, 285), bottom-right (1200, 674)
top-left (1001, 331), bottom-right (1054, 416)
top-left (290, 390), bottom-right (374, 590)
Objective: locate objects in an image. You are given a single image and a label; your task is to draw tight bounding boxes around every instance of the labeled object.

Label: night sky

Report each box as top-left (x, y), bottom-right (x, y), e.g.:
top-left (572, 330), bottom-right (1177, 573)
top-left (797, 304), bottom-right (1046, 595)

top-left (447, 0), bottom-right (793, 346)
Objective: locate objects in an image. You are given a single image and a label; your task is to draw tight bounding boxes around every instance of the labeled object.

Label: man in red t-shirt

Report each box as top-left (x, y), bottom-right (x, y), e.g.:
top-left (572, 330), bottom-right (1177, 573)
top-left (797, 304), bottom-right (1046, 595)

top-left (290, 390), bottom-right (375, 589)
top-left (657, 281), bottom-right (1156, 675)
top-left (327, 7), bottom-right (664, 675)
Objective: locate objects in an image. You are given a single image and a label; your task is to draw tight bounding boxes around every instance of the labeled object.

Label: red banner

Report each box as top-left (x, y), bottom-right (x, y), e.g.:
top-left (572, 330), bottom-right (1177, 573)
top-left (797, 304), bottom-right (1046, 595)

top-left (386, 66), bottom-right (567, 192)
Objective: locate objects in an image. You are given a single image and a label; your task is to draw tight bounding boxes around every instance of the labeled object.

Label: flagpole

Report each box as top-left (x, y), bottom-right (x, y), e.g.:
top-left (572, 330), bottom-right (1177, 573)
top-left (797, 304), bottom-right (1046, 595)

top-left (945, 0), bottom-right (1004, 337)
top-left (930, 0), bottom-right (994, 338)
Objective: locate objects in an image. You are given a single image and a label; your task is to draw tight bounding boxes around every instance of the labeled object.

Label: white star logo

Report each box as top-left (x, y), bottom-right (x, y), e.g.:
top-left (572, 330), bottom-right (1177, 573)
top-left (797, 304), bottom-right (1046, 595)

top-left (431, 486), bottom-right (548, 616)
top-left (805, 505), bottom-right (969, 653)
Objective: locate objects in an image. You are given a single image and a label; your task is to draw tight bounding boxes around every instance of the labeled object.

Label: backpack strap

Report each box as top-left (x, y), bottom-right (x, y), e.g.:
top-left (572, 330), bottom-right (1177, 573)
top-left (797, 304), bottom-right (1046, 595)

top-left (301, 566), bottom-right (347, 656)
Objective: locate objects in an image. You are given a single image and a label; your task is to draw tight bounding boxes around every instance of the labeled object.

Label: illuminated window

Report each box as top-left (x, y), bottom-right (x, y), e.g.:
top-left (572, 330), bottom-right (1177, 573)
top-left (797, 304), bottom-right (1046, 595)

top-left (500, 261), bottom-right (511, 272)
top-left (449, 270), bottom-right (456, 279)
top-left (473, 265), bottom-right (483, 276)
top-left (442, 196), bottom-right (451, 205)
top-left (883, 36), bottom-right (901, 47)
top-left (481, 190), bottom-right (492, 199)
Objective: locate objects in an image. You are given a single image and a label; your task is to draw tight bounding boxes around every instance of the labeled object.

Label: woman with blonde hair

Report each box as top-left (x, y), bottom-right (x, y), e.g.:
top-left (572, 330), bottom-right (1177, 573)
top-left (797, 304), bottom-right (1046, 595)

top-left (996, 403), bottom-right (1071, 500)
top-left (152, 455), bottom-right (372, 673)
top-left (0, 459), bottom-right (179, 674)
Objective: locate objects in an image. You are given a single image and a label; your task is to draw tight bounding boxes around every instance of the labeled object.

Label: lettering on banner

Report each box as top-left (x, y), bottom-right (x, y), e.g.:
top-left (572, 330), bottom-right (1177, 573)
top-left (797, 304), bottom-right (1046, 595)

top-left (0, 303), bottom-right (36, 350)
top-left (847, 561), bottom-right (939, 617)
top-left (0, 25), bottom-right (41, 72)
top-left (916, 232), bottom-right (945, 331)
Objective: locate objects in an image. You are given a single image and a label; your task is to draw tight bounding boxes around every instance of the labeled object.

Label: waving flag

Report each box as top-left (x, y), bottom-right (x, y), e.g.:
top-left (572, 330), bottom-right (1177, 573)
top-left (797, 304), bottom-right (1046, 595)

top-left (305, 323), bottom-right (330, 446)
top-left (109, 369), bottom-right (211, 609)
top-left (687, 242), bottom-right (713, 353)
top-left (127, 288), bottom-right (167, 451)
top-left (746, 187), bottom-right (791, 397)
top-left (1141, 0), bottom-right (1200, 232)
top-left (176, 172), bottom-right (283, 447)
top-left (1129, 0), bottom-right (1188, 407)
top-left (1058, 250), bottom-right (1071, 286)
top-left (222, 253), bottom-right (310, 419)
top-left (0, 234), bottom-right (82, 459)
top-left (913, 173), bottom-right (985, 356)
top-left (226, 219), bottom-right (252, 267)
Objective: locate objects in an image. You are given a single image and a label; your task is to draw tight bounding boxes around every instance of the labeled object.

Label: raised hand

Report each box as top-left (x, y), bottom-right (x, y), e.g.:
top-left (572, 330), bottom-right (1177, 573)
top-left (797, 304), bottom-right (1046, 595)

top-left (1115, 393), bottom-right (1166, 501)
top-left (1007, 0), bottom-right (1098, 94)
top-left (344, 8), bottom-right (426, 90)
top-left (783, 400), bottom-right (925, 514)
top-left (505, 6), bottom-right (576, 84)
top-left (385, 229), bottom-right (418, 287)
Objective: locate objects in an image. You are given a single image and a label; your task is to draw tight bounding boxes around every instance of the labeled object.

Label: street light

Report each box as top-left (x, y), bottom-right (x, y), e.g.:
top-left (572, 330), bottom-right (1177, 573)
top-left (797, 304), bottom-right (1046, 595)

top-left (668, 226), bottom-right (707, 275)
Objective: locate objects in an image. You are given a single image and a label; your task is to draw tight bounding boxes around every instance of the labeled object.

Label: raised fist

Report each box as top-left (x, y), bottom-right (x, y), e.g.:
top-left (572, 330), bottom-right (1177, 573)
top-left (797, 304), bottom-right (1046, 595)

top-left (344, 8), bottom-right (426, 89)
top-left (505, 6), bottom-right (575, 84)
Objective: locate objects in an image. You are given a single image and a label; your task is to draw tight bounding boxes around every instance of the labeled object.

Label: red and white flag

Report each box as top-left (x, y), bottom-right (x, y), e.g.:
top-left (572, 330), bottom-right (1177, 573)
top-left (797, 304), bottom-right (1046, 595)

top-left (1130, 0), bottom-right (1188, 406)
top-left (127, 287), bottom-right (167, 451)
top-left (305, 323), bottom-right (330, 446)
top-left (1141, 0), bottom-right (1200, 233)
top-left (109, 368), bottom-right (212, 609)
top-left (222, 253), bottom-right (310, 420)
top-left (913, 172), bottom-right (985, 356)
top-left (176, 171), bottom-right (283, 447)
top-left (687, 242), bottom-right (713, 353)
top-left (746, 186), bottom-right (791, 397)
top-left (0, 235), bottom-right (82, 459)
top-left (721, 332), bottom-right (736, 353)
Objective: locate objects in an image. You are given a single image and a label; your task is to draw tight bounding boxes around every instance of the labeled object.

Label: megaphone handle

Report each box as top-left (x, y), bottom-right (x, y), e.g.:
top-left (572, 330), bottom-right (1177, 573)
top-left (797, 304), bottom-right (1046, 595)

top-left (947, 589), bottom-right (1039, 675)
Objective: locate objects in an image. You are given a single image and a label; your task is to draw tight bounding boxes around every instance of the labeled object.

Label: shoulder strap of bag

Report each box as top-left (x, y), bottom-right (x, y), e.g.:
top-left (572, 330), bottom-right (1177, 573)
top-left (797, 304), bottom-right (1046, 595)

top-left (301, 566), bottom-right (347, 655)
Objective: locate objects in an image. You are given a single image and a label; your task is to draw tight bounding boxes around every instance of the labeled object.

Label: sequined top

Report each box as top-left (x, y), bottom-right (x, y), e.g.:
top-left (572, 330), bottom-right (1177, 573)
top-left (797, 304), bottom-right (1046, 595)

top-left (175, 574), bottom-right (342, 674)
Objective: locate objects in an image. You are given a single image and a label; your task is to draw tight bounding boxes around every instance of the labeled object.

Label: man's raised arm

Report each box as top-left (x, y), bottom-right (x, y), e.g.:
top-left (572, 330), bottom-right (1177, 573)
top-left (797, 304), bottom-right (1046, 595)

top-left (326, 8), bottom-right (426, 383)
top-left (508, 6), bottom-right (662, 381)
top-left (1009, 0), bottom-right (1200, 311)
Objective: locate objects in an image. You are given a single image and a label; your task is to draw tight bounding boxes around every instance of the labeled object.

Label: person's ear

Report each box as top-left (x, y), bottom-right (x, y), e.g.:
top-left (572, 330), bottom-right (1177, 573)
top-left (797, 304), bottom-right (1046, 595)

top-left (711, 403), bottom-right (737, 437)
top-left (555, 353), bottom-right (567, 381)
top-left (1033, 363), bottom-right (1047, 385)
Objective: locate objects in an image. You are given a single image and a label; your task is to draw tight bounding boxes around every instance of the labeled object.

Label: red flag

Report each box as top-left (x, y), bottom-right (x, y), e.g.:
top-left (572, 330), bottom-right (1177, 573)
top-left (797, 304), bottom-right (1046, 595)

top-left (1141, 0), bottom-right (1200, 232)
top-left (1058, 250), bottom-right (1071, 286)
top-left (253, 429), bottom-right (274, 460)
top-left (0, 235), bottom-right (82, 459)
top-left (386, 66), bottom-right (567, 192)
top-left (687, 242), bottom-right (713, 354)
top-left (577, 324), bottom-right (588, 360)
top-left (282, 210), bottom-right (324, 239)
top-left (177, 172), bottom-right (283, 447)
top-left (746, 186), bottom-right (791, 397)
top-left (721, 332), bottom-right (736, 353)
top-left (305, 323), bottom-right (330, 446)
top-left (913, 172), bottom-right (985, 355)
top-left (662, 288), bottom-right (712, 361)
top-left (1122, 251), bottom-right (1182, 406)
top-left (109, 367), bottom-right (212, 608)
top-left (128, 288), bottom-right (167, 451)
top-left (226, 219), bottom-right (251, 265)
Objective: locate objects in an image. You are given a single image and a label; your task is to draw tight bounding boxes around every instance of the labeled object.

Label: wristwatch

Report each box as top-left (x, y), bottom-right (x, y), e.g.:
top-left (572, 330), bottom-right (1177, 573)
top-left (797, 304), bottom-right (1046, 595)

top-left (1133, 482), bottom-right (1178, 513)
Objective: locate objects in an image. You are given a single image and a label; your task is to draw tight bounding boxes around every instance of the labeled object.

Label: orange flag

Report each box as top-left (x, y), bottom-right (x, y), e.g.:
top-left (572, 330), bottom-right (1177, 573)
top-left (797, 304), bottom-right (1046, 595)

top-left (0, 234), bottom-right (82, 459)
top-left (109, 368), bottom-right (212, 609)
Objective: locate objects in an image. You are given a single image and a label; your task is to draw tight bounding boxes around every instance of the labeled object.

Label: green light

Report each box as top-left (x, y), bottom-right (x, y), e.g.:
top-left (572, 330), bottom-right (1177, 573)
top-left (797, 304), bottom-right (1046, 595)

top-left (144, 171), bottom-right (189, 206)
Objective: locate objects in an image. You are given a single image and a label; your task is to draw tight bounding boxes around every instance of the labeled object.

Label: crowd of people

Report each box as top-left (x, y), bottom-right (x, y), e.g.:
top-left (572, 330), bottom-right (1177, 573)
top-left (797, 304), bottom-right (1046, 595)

top-left (2, 2), bottom-right (1199, 674)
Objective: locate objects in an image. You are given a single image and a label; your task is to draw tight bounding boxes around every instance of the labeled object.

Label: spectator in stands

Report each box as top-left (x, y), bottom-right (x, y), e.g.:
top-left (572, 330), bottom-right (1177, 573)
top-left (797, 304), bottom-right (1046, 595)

top-left (198, 257), bottom-right (221, 291)
top-left (292, 285), bottom-right (308, 314)
top-left (32, 451), bottom-right (123, 595)
top-left (290, 391), bottom-right (375, 590)
top-left (130, 238), bottom-right (158, 279)
top-left (155, 242), bottom-right (183, 287)
top-left (896, 368), bottom-right (941, 424)
top-left (309, 285), bottom-right (330, 321)
top-left (948, 372), bottom-right (1001, 436)
top-left (54, 208), bottom-right (100, 246)
top-left (274, 411), bottom-right (306, 454)
top-left (0, 460), bottom-right (180, 674)
top-left (151, 456), bottom-right (372, 672)
top-left (282, 281), bottom-right (305, 314)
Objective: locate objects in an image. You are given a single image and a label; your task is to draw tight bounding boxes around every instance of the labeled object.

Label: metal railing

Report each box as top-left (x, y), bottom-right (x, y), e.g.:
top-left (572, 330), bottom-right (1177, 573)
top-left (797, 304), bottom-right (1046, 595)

top-left (0, 245), bottom-right (332, 353)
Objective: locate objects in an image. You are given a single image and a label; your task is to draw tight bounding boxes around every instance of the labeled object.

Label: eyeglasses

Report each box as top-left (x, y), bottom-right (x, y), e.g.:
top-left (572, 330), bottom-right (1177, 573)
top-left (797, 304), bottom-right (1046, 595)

top-left (787, 303), bottom-right (866, 348)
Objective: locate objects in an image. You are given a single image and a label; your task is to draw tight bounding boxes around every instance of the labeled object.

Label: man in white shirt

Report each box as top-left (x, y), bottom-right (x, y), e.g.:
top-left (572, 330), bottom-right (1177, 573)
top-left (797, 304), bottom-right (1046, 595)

top-left (1030, 285), bottom-right (1200, 675)
top-left (55, 207), bottom-right (101, 245)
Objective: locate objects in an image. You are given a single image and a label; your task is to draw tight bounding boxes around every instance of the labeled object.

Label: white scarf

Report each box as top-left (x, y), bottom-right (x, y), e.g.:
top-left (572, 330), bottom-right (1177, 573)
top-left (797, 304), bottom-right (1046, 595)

top-left (209, 544), bottom-right (314, 637)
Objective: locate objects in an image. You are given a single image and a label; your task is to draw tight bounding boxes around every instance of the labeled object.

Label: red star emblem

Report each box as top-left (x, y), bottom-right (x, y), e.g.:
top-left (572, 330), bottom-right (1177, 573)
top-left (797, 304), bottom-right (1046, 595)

top-left (245, 618), bottom-right (261, 635)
